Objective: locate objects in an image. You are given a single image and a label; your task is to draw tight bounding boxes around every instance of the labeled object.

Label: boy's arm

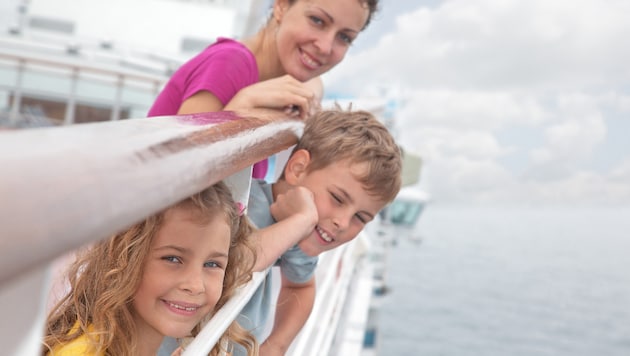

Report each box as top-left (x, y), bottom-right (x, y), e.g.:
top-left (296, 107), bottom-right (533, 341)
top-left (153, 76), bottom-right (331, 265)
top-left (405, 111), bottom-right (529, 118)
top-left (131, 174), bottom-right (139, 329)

top-left (261, 274), bottom-right (316, 355)
top-left (251, 186), bottom-right (318, 271)
top-left (250, 213), bottom-right (315, 271)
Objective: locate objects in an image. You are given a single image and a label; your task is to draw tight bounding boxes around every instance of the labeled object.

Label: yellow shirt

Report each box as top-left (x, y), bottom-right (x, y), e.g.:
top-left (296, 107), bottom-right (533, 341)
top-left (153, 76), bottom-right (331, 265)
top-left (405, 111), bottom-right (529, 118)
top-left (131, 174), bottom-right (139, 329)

top-left (47, 323), bottom-right (105, 356)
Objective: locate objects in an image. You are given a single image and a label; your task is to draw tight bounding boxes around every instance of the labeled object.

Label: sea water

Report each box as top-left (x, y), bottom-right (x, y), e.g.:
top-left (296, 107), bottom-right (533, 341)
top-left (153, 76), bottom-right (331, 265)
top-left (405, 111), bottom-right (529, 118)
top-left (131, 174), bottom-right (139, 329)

top-left (378, 206), bottom-right (630, 356)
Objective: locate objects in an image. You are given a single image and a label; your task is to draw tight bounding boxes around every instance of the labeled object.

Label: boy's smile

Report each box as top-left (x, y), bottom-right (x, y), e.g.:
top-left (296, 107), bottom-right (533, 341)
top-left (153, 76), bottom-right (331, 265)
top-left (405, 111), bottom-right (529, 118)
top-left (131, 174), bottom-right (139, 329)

top-left (293, 159), bottom-right (387, 256)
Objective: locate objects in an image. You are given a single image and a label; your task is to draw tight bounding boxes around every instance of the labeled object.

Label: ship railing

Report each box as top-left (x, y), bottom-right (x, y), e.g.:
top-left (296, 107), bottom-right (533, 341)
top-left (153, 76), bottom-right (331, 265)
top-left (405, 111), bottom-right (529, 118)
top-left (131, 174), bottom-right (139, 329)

top-left (0, 42), bottom-right (168, 127)
top-left (0, 110), bottom-right (372, 356)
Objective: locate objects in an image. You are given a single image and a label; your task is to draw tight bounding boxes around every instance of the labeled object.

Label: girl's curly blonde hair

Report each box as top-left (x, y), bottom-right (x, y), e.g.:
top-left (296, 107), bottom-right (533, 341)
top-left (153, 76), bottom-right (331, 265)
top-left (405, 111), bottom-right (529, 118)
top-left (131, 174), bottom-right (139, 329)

top-left (43, 182), bottom-right (258, 356)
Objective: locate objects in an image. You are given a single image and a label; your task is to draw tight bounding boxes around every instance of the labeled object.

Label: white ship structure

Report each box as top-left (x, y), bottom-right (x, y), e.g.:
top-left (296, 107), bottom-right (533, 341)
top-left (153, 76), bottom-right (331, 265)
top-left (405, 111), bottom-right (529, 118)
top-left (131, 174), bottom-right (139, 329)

top-left (0, 1), bottom-right (429, 355)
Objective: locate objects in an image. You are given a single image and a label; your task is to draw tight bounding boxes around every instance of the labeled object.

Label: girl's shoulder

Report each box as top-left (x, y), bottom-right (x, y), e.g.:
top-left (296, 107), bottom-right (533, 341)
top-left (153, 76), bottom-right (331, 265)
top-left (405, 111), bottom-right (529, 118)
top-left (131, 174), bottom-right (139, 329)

top-left (47, 324), bottom-right (105, 356)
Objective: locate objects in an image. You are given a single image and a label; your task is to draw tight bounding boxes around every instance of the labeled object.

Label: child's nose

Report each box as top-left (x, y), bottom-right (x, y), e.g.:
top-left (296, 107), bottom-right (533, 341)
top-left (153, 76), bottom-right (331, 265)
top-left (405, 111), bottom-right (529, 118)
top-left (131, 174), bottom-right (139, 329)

top-left (332, 211), bottom-right (352, 231)
top-left (180, 267), bottom-right (205, 295)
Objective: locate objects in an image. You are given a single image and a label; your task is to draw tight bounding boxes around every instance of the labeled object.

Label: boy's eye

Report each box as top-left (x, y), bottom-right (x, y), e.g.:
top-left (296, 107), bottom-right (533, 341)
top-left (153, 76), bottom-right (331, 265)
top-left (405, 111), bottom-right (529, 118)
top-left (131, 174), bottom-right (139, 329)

top-left (331, 193), bottom-right (342, 204)
top-left (355, 214), bottom-right (368, 224)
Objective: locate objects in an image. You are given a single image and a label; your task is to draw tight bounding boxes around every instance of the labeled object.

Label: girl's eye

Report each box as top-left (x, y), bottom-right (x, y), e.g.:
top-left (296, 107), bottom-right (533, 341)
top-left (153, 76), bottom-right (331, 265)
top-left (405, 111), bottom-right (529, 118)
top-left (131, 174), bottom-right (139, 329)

top-left (204, 261), bottom-right (222, 269)
top-left (331, 193), bottom-right (342, 204)
top-left (162, 256), bottom-right (182, 264)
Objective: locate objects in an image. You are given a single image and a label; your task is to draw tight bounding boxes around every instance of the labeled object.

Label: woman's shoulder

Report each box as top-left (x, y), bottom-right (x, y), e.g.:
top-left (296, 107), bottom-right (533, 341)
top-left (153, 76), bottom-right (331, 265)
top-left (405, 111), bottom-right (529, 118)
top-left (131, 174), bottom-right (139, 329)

top-left (208, 37), bottom-right (254, 58)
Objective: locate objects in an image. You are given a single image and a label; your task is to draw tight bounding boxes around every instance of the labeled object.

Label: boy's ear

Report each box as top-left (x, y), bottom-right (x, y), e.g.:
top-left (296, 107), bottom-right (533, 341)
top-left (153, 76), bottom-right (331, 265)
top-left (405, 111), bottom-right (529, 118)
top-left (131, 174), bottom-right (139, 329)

top-left (284, 149), bottom-right (311, 185)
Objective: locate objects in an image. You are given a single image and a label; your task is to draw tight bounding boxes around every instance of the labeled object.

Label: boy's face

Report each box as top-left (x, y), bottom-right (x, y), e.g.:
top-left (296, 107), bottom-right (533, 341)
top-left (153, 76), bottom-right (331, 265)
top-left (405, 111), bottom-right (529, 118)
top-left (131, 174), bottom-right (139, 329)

top-left (288, 153), bottom-right (387, 256)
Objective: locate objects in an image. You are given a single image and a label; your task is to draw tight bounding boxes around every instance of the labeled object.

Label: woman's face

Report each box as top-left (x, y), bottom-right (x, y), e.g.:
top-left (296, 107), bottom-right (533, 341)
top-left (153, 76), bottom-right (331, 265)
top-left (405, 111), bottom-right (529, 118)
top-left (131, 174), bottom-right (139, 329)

top-left (274, 0), bottom-right (370, 81)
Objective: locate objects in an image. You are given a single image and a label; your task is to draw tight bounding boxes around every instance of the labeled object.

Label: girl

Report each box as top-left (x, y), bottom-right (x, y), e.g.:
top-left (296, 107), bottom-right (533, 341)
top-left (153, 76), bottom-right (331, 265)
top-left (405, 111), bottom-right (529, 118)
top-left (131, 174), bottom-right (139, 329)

top-left (42, 182), bottom-right (257, 356)
top-left (148, 0), bottom-right (380, 178)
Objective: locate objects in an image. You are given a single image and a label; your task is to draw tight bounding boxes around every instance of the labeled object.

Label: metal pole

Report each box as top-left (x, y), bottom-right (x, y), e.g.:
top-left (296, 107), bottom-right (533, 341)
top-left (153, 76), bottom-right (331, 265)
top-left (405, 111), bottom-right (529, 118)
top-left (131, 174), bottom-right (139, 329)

top-left (63, 67), bottom-right (78, 125)
top-left (9, 59), bottom-right (25, 126)
top-left (111, 74), bottom-right (123, 121)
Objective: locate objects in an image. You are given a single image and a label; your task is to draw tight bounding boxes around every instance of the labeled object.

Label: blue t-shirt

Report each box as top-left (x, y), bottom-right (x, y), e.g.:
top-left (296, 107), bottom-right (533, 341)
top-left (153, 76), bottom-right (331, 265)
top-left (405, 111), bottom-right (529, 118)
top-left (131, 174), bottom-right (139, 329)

top-left (237, 179), bottom-right (319, 340)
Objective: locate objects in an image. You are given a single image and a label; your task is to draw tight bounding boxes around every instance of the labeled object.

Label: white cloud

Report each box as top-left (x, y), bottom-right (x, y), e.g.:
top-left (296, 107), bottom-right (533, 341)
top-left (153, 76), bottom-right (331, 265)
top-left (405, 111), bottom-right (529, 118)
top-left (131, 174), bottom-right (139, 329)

top-left (399, 127), bottom-right (507, 162)
top-left (329, 0), bottom-right (630, 92)
top-left (324, 0), bottom-right (630, 206)
top-left (610, 159), bottom-right (630, 181)
top-left (399, 89), bottom-right (549, 130)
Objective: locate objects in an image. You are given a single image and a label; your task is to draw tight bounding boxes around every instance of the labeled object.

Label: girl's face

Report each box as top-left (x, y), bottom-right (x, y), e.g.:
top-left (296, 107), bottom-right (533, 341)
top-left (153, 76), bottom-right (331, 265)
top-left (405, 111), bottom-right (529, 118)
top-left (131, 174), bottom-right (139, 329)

top-left (274, 0), bottom-right (370, 81)
top-left (132, 208), bottom-right (231, 345)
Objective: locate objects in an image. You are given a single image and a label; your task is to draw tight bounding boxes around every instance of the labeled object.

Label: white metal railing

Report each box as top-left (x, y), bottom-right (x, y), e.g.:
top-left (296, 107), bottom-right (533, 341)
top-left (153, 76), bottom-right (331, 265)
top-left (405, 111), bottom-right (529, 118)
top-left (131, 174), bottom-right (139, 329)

top-left (183, 270), bottom-right (269, 355)
top-left (287, 233), bottom-right (372, 356)
top-left (0, 110), bottom-right (303, 355)
top-left (0, 42), bottom-right (169, 126)
top-left (184, 231), bottom-right (371, 356)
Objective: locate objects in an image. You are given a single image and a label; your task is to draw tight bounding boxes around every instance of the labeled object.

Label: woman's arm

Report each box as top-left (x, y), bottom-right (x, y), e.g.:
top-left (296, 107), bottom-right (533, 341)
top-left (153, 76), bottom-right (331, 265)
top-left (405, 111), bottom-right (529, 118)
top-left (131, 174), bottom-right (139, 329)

top-left (177, 90), bottom-right (225, 115)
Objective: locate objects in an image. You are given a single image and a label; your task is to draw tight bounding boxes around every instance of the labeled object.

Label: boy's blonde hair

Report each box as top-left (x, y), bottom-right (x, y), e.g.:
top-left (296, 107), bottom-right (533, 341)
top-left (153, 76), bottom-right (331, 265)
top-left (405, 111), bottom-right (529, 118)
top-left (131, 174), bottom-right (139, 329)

top-left (43, 182), bottom-right (257, 356)
top-left (292, 108), bottom-right (402, 203)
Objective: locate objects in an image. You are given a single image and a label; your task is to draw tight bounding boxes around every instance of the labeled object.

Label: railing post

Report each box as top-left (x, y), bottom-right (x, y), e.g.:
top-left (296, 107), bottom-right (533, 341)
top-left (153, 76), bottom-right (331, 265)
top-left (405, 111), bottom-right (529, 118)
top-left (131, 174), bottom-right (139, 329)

top-left (111, 74), bottom-right (124, 121)
top-left (63, 67), bottom-right (78, 125)
top-left (9, 58), bottom-right (25, 125)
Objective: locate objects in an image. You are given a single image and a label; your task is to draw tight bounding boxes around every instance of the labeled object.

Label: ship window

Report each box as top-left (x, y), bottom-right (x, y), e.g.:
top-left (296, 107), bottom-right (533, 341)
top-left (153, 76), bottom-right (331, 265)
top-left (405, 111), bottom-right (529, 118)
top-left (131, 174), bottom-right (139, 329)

top-left (387, 200), bottom-right (424, 227)
top-left (28, 16), bottom-right (75, 34)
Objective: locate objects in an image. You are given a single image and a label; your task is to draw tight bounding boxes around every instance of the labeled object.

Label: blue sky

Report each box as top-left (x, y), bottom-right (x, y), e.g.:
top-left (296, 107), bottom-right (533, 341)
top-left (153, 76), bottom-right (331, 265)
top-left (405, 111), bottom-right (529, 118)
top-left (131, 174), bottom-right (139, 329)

top-left (323, 0), bottom-right (630, 207)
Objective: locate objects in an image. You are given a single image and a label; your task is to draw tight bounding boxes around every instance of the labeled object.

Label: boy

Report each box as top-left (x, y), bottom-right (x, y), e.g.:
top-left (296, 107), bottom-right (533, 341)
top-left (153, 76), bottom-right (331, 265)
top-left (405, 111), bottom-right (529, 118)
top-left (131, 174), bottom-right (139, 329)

top-left (240, 108), bottom-right (402, 354)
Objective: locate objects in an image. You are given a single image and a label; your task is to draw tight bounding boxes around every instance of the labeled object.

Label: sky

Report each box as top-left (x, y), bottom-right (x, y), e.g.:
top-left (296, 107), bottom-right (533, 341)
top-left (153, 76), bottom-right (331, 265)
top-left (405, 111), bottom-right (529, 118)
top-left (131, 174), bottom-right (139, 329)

top-left (2, 0), bottom-right (629, 208)
top-left (323, 0), bottom-right (630, 207)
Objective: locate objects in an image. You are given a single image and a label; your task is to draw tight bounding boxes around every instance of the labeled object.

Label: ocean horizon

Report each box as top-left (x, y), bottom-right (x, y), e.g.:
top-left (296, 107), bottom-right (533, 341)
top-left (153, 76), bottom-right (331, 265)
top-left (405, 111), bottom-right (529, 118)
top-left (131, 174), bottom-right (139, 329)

top-left (377, 205), bottom-right (630, 356)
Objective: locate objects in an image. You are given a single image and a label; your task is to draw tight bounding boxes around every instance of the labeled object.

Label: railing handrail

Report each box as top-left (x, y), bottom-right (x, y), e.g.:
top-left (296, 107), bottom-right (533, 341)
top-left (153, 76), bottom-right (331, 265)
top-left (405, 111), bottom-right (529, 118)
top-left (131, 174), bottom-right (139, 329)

top-left (0, 111), bottom-right (302, 286)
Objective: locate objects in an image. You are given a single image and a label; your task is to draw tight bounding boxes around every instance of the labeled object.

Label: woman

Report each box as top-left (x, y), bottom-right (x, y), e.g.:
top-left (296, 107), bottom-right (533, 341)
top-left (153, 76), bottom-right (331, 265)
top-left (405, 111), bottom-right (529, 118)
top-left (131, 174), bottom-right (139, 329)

top-left (148, 0), bottom-right (379, 178)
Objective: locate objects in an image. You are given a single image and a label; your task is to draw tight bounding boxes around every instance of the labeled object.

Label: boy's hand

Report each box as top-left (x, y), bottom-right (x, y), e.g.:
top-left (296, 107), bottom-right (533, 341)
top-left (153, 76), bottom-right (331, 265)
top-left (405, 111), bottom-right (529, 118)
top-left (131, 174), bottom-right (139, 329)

top-left (252, 186), bottom-right (319, 271)
top-left (270, 186), bottom-right (318, 230)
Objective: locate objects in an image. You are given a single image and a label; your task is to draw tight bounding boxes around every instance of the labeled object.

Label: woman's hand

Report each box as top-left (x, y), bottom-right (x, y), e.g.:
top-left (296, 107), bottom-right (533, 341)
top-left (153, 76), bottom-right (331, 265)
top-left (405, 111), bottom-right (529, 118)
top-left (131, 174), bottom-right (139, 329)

top-left (226, 75), bottom-right (322, 119)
